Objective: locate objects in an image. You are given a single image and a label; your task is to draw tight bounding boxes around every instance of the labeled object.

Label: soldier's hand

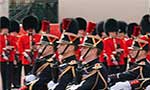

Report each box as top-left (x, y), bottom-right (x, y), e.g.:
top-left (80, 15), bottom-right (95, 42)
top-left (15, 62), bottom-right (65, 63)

top-left (110, 81), bottom-right (131, 90)
top-left (2, 52), bottom-right (9, 60)
top-left (4, 46), bottom-right (14, 50)
top-left (68, 60), bottom-right (77, 65)
top-left (76, 61), bottom-right (84, 71)
top-left (108, 74), bottom-right (120, 87)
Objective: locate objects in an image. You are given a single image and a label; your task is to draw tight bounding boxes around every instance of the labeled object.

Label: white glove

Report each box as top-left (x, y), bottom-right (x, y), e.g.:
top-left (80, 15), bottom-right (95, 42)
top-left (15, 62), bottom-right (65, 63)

top-left (145, 85), bottom-right (150, 90)
top-left (111, 55), bottom-right (118, 65)
top-left (25, 74), bottom-right (37, 82)
top-left (47, 81), bottom-right (58, 90)
top-left (66, 84), bottom-right (76, 90)
top-left (66, 80), bottom-right (85, 90)
top-left (23, 52), bottom-right (32, 63)
top-left (2, 52), bottom-right (9, 60)
top-left (110, 81), bottom-right (131, 90)
top-left (38, 48), bottom-right (43, 53)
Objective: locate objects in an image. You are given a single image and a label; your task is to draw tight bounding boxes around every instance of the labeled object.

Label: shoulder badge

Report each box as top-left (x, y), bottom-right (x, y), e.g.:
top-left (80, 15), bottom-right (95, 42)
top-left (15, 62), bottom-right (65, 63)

top-left (138, 61), bottom-right (146, 66)
top-left (93, 63), bottom-right (102, 69)
top-left (68, 60), bottom-right (77, 65)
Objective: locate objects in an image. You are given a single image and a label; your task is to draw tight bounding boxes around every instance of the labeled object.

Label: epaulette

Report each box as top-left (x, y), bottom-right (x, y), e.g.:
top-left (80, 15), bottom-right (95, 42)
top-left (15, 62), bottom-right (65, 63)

top-left (92, 63), bottom-right (102, 69)
top-left (82, 61), bottom-right (90, 67)
top-left (47, 58), bottom-right (53, 63)
top-left (82, 63), bottom-right (107, 90)
top-left (68, 60), bottom-right (77, 65)
top-left (138, 61), bottom-right (146, 66)
top-left (59, 60), bottom-right (77, 80)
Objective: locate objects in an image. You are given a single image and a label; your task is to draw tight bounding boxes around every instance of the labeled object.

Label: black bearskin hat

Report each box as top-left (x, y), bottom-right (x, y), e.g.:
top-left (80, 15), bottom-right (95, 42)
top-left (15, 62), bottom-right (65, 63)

top-left (0, 16), bottom-right (10, 29)
top-left (104, 18), bottom-right (118, 33)
top-left (10, 20), bottom-right (20, 33)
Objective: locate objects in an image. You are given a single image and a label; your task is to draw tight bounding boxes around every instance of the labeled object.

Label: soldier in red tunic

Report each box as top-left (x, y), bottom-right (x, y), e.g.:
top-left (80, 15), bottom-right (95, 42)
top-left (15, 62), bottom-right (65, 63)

top-left (75, 17), bottom-right (87, 60)
top-left (109, 37), bottom-right (150, 90)
top-left (17, 15), bottom-right (41, 75)
top-left (9, 19), bottom-right (22, 88)
top-left (96, 21), bottom-right (108, 68)
top-left (0, 16), bottom-right (12, 90)
top-left (103, 18), bottom-right (128, 74)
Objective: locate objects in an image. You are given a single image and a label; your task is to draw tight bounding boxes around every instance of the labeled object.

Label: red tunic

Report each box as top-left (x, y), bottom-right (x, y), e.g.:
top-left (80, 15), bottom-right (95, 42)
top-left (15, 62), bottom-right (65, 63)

top-left (17, 34), bottom-right (41, 65)
top-left (0, 34), bottom-right (17, 62)
top-left (103, 37), bottom-right (128, 66)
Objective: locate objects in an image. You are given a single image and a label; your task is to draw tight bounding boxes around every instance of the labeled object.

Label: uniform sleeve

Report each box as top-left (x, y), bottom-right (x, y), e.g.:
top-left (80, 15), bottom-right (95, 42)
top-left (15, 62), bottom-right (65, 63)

top-left (76, 74), bottom-right (98, 90)
top-left (118, 67), bottom-right (140, 81)
top-left (109, 66), bottom-right (141, 83)
top-left (77, 65), bottom-right (108, 90)
top-left (54, 70), bottom-right (73, 89)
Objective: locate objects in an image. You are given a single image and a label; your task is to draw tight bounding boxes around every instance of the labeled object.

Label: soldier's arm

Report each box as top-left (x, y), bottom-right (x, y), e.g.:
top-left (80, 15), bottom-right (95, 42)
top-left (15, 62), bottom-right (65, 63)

top-left (77, 64), bottom-right (108, 90)
top-left (54, 70), bottom-right (73, 90)
top-left (76, 74), bottom-right (98, 90)
top-left (109, 66), bottom-right (140, 84)
top-left (130, 78), bottom-right (150, 89)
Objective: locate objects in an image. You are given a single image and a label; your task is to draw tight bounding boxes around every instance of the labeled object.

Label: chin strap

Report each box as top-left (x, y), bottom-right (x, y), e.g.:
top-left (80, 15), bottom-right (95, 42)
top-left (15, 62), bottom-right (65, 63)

top-left (80, 47), bottom-right (91, 61)
top-left (134, 50), bottom-right (140, 59)
top-left (59, 44), bottom-right (70, 61)
top-left (61, 44), bottom-right (70, 55)
top-left (38, 45), bottom-right (48, 58)
top-left (129, 50), bottom-right (141, 61)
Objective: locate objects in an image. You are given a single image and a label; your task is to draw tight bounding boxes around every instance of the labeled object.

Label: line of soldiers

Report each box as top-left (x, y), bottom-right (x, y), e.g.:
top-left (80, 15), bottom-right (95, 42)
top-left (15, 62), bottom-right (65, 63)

top-left (0, 14), bottom-right (150, 90)
top-left (0, 17), bottom-right (22, 90)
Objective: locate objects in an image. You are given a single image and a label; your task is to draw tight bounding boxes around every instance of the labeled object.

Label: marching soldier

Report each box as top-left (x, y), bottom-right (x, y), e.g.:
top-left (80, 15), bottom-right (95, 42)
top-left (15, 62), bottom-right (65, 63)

top-left (109, 37), bottom-right (150, 88)
top-left (21, 20), bottom-right (61, 90)
top-left (75, 17), bottom-right (87, 60)
top-left (9, 19), bottom-right (22, 88)
top-left (117, 21), bottom-right (128, 70)
top-left (78, 21), bottom-right (96, 61)
top-left (68, 21), bottom-right (108, 90)
top-left (103, 18), bottom-right (128, 74)
top-left (17, 15), bottom-right (41, 75)
top-left (0, 16), bottom-right (13, 90)
top-left (125, 23), bottom-right (140, 67)
top-left (48, 18), bottom-right (80, 90)
top-left (96, 21), bottom-right (108, 67)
